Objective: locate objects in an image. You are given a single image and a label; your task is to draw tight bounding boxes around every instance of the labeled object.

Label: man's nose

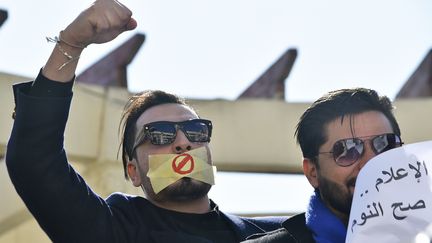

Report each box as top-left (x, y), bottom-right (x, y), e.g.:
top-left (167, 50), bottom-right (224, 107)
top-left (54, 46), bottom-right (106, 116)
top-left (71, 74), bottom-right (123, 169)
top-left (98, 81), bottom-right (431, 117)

top-left (171, 130), bottom-right (192, 153)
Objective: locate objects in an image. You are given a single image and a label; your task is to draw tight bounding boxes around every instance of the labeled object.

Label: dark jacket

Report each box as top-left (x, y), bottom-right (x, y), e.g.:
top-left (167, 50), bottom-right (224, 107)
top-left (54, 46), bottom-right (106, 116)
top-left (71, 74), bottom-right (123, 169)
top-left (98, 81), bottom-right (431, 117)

top-left (243, 213), bottom-right (315, 243)
top-left (6, 81), bottom-right (286, 243)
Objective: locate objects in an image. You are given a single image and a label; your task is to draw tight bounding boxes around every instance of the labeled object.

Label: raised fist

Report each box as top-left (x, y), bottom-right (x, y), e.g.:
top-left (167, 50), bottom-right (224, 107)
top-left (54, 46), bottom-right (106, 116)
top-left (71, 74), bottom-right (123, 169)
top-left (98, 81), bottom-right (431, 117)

top-left (62, 0), bottom-right (137, 47)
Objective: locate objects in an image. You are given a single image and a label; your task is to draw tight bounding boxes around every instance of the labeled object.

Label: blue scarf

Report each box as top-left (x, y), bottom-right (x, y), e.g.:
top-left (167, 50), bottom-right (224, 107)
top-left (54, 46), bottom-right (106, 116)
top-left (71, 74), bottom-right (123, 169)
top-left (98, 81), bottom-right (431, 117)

top-left (305, 191), bottom-right (347, 243)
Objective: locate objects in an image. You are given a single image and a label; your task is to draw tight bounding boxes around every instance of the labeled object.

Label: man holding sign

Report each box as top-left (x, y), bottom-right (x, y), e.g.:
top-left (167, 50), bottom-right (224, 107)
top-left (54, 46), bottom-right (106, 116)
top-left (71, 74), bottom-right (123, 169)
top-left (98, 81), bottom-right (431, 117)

top-left (245, 88), bottom-right (403, 243)
top-left (6, 0), bottom-right (285, 242)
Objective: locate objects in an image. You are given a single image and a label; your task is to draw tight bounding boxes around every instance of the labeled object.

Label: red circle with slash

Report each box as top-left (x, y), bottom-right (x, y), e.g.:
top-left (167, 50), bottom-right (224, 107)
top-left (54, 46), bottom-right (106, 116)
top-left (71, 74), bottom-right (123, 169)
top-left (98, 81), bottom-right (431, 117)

top-left (172, 153), bottom-right (195, 175)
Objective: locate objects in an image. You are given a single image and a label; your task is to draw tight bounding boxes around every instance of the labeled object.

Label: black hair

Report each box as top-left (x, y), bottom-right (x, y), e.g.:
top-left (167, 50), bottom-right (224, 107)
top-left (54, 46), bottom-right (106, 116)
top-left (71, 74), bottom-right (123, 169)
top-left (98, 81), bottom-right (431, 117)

top-left (119, 90), bottom-right (187, 179)
top-left (295, 88), bottom-right (401, 161)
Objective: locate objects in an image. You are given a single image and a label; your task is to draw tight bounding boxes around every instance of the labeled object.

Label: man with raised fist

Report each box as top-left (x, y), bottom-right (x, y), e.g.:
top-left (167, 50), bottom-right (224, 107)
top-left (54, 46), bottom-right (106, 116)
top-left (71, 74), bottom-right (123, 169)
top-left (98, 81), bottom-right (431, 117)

top-left (6, 0), bottom-right (285, 242)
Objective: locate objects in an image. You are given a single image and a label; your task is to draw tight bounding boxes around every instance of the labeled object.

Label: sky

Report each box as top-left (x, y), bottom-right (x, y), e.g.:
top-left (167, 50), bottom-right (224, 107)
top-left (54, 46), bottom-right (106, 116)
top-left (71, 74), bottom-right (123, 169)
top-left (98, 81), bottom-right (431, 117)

top-left (0, 0), bottom-right (431, 214)
top-left (1, 0), bottom-right (432, 102)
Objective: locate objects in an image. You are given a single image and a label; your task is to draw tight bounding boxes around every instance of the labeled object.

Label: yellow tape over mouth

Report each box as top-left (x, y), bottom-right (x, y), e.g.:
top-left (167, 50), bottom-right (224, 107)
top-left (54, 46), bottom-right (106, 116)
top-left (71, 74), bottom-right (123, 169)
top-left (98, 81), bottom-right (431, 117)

top-left (147, 147), bottom-right (216, 194)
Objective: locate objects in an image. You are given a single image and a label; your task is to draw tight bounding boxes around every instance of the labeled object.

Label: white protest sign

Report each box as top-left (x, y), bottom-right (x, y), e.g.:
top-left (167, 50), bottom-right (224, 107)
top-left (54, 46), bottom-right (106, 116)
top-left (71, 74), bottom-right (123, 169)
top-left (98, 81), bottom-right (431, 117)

top-left (346, 140), bottom-right (432, 243)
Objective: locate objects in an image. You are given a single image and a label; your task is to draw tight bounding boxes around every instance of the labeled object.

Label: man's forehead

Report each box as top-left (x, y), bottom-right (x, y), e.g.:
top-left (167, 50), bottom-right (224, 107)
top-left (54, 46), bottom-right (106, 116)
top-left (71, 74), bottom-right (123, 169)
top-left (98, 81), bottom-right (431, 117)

top-left (135, 103), bottom-right (199, 127)
top-left (324, 111), bottom-right (393, 142)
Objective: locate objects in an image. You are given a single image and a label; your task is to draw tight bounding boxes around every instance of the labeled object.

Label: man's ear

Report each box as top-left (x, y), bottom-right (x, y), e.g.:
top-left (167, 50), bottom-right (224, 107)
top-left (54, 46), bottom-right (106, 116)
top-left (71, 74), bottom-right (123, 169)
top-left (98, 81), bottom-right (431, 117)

top-left (127, 160), bottom-right (142, 187)
top-left (303, 158), bottom-right (319, 189)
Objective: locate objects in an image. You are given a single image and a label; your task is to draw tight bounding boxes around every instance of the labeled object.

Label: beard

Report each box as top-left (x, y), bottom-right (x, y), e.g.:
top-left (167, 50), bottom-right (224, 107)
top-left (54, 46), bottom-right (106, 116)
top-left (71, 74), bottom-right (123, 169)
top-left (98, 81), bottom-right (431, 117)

top-left (154, 177), bottom-right (211, 202)
top-left (317, 174), bottom-right (355, 216)
top-left (141, 176), bottom-right (211, 203)
top-left (137, 145), bottom-right (213, 203)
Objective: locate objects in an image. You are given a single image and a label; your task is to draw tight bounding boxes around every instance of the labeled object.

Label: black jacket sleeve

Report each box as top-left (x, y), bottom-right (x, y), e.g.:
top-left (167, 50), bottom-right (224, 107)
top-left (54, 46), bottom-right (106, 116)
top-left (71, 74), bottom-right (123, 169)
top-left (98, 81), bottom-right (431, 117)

top-left (6, 79), bottom-right (117, 243)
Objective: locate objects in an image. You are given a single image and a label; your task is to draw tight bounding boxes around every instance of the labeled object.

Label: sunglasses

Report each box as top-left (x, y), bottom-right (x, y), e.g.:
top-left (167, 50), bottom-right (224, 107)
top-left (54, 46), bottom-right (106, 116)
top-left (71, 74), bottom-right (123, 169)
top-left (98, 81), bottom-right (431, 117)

top-left (319, 133), bottom-right (403, 167)
top-left (133, 119), bottom-right (212, 149)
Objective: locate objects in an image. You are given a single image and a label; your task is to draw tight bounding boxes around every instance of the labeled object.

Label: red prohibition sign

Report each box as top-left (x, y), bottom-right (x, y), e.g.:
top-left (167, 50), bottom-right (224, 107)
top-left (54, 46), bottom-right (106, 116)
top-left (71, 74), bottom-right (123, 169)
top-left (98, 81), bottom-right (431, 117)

top-left (172, 153), bottom-right (195, 175)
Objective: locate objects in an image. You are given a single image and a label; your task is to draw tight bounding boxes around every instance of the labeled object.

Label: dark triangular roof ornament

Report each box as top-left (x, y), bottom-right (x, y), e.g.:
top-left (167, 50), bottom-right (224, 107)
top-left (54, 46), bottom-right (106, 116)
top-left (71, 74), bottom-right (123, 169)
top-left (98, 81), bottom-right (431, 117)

top-left (237, 48), bottom-right (297, 100)
top-left (76, 33), bottom-right (145, 87)
top-left (0, 9), bottom-right (8, 28)
top-left (396, 49), bottom-right (432, 98)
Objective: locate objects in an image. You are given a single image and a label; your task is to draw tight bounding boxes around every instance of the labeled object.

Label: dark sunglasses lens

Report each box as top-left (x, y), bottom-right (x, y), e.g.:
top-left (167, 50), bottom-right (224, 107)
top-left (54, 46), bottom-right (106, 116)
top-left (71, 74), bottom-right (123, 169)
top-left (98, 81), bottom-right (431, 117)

top-left (372, 134), bottom-right (400, 154)
top-left (334, 139), bottom-right (364, 166)
top-left (182, 120), bottom-right (210, 142)
top-left (147, 123), bottom-right (176, 145)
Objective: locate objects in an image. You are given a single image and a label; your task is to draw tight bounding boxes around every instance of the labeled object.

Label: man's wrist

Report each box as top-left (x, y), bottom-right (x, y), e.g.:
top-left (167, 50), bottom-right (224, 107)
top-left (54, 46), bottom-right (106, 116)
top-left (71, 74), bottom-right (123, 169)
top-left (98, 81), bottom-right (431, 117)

top-left (29, 69), bottom-right (74, 97)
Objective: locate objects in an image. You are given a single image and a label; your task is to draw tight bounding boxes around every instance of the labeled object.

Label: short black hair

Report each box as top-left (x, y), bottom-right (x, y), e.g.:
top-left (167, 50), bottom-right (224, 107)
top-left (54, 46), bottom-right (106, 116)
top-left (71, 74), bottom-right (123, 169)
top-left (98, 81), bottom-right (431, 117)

top-left (119, 90), bottom-right (187, 179)
top-left (295, 88), bottom-right (401, 161)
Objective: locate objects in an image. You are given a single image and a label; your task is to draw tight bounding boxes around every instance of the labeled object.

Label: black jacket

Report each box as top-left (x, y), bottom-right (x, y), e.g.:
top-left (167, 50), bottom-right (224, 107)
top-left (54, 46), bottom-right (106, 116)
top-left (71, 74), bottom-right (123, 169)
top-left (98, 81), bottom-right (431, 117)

top-left (6, 81), bottom-right (286, 243)
top-left (243, 213), bottom-right (315, 243)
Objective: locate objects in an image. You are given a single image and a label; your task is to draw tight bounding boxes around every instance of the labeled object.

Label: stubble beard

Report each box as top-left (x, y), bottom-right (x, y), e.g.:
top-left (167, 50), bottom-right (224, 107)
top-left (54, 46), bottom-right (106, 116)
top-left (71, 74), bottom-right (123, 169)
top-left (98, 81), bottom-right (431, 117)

top-left (157, 178), bottom-right (211, 201)
top-left (141, 176), bottom-right (211, 203)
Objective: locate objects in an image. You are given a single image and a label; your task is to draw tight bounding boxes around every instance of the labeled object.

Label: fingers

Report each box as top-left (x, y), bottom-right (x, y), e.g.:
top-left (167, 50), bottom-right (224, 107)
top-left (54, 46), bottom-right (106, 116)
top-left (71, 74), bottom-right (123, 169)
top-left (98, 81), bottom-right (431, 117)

top-left (107, 0), bottom-right (136, 32)
top-left (126, 18), bottom-right (138, 31)
top-left (64, 0), bottom-right (137, 46)
top-left (92, 0), bottom-right (133, 31)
